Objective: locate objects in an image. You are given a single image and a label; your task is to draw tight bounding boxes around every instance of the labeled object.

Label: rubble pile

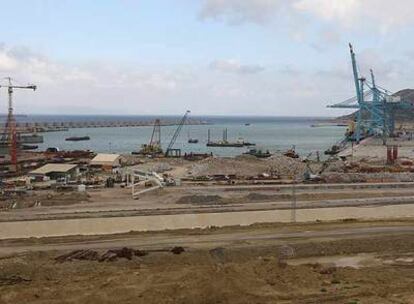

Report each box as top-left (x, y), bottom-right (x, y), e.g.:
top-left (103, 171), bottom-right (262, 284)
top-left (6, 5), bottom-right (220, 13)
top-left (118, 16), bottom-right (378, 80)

top-left (266, 155), bottom-right (307, 177)
top-left (189, 154), bottom-right (306, 178)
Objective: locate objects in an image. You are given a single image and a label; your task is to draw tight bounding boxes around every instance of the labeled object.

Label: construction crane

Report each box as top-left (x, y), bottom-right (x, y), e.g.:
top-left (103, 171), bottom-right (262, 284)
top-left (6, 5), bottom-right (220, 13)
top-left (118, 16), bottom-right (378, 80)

top-left (150, 119), bottom-right (161, 147)
top-left (328, 44), bottom-right (410, 144)
top-left (165, 110), bottom-right (190, 157)
top-left (137, 119), bottom-right (163, 156)
top-left (0, 77), bottom-right (37, 172)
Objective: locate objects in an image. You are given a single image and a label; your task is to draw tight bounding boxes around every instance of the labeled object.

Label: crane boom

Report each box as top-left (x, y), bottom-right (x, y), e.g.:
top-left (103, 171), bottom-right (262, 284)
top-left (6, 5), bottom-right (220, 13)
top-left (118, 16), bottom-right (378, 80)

top-left (165, 110), bottom-right (190, 157)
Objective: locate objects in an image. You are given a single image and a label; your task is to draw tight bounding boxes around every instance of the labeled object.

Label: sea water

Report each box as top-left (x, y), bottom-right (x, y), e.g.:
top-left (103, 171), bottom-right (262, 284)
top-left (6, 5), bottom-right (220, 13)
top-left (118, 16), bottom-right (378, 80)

top-left (15, 115), bottom-right (346, 157)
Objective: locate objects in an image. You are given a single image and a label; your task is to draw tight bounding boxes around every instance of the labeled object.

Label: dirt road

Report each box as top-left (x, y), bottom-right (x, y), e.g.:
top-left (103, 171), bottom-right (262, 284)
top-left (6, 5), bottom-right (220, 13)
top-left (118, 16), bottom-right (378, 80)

top-left (0, 220), bottom-right (413, 255)
top-left (0, 220), bottom-right (413, 303)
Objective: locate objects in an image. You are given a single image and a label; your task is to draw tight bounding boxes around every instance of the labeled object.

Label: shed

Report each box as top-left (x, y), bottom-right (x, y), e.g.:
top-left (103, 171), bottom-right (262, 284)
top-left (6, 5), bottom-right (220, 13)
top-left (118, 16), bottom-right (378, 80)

top-left (29, 164), bottom-right (79, 181)
top-left (90, 153), bottom-right (121, 171)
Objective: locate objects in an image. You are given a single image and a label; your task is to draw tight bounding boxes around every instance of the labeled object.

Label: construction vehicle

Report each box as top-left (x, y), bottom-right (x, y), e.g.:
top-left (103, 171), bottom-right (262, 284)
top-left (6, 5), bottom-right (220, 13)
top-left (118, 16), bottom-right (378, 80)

top-left (136, 119), bottom-right (163, 156)
top-left (165, 110), bottom-right (190, 157)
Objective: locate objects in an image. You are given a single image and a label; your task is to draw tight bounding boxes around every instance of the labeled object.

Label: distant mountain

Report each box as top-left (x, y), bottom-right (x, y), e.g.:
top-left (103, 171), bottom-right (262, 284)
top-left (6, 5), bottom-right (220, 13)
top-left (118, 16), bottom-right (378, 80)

top-left (394, 89), bottom-right (414, 103)
top-left (336, 88), bottom-right (414, 122)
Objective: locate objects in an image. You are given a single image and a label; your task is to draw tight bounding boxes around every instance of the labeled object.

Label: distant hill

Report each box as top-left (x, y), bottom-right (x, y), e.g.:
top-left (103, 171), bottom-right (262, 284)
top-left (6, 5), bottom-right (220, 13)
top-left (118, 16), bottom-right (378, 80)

top-left (336, 88), bottom-right (414, 122)
top-left (394, 89), bottom-right (414, 103)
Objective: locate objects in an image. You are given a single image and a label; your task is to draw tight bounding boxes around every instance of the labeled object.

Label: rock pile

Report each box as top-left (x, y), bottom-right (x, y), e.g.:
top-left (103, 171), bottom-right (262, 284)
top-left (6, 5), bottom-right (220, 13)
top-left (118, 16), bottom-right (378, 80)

top-left (190, 154), bottom-right (307, 178)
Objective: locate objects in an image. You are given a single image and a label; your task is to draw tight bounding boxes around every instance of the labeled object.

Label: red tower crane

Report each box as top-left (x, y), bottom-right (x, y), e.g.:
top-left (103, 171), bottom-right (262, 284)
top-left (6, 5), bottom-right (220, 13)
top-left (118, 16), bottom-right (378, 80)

top-left (0, 77), bottom-right (36, 172)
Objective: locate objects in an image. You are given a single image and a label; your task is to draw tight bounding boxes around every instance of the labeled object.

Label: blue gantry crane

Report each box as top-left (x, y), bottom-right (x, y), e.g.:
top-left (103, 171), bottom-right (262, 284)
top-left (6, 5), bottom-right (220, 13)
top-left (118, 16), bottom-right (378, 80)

top-left (328, 44), bottom-right (410, 144)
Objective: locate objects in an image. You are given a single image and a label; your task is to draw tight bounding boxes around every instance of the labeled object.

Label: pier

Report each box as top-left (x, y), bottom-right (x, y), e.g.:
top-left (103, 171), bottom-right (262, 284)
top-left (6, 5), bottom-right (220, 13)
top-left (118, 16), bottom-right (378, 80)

top-left (0, 118), bottom-right (209, 133)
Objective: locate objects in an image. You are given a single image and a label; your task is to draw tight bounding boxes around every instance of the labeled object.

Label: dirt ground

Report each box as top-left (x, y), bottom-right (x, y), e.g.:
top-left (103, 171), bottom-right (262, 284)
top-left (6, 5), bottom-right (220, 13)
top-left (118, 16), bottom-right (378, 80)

top-left (2, 155), bottom-right (414, 302)
top-left (0, 220), bottom-right (413, 303)
top-left (3, 181), bottom-right (414, 223)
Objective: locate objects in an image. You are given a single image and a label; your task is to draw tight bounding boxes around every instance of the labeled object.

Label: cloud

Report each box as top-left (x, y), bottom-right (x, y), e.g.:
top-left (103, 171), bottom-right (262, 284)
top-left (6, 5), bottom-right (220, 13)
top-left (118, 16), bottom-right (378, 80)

top-left (295, 0), bottom-right (414, 31)
top-left (210, 59), bottom-right (265, 74)
top-left (200, 0), bottom-right (414, 33)
top-left (0, 41), bottom-right (412, 117)
top-left (199, 0), bottom-right (289, 25)
top-left (0, 52), bottom-right (18, 71)
top-left (0, 43), bottom-right (196, 115)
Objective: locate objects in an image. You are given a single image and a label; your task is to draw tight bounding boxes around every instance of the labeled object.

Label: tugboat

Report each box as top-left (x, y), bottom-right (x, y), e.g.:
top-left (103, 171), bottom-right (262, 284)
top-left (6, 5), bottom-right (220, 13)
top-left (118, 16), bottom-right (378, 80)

top-left (65, 136), bottom-right (90, 141)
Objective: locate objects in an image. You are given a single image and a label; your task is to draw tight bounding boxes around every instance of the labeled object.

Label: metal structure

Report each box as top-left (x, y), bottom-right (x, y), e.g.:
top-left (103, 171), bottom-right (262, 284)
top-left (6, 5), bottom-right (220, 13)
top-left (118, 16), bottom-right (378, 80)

top-left (165, 110), bottom-right (190, 157)
top-left (0, 77), bottom-right (36, 171)
top-left (149, 118), bottom-right (161, 148)
top-left (328, 44), bottom-right (409, 144)
top-left (137, 119), bottom-right (163, 156)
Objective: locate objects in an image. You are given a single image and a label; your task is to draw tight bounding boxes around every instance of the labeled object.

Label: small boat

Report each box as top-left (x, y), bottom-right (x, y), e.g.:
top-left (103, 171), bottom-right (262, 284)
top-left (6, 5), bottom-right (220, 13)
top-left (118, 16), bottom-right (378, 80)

top-left (242, 142), bottom-right (256, 146)
top-left (21, 144), bottom-right (38, 150)
top-left (187, 130), bottom-right (199, 144)
top-left (245, 123), bottom-right (251, 126)
top-left (243, 149), bottom-right (272, 158)
top-left (65, 136), bottom-right (90, 141)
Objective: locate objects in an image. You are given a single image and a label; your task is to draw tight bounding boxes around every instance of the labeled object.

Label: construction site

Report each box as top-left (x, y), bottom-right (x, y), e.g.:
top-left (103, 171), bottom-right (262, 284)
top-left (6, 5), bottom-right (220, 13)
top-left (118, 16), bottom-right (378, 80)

top-left (1, 44), bottom-right (414, 304)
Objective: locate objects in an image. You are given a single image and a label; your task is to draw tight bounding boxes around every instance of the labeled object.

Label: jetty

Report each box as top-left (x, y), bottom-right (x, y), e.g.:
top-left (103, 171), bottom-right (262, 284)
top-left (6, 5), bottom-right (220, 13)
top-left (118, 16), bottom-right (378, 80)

top-left (0, 118), bottom-right (209, 133)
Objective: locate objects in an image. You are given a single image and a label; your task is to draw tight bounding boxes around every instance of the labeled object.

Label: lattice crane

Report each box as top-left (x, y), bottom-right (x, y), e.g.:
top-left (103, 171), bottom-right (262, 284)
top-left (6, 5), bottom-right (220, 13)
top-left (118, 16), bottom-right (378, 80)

top-left (165, 110), bottom-right (190, 157)
top-left (0, 77), bottom-right (36, 172)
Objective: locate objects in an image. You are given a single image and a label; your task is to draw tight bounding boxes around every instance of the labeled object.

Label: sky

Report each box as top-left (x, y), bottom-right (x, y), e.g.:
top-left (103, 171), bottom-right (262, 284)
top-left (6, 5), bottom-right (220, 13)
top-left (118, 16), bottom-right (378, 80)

top-left (0, 0), bottom-right (414, 116)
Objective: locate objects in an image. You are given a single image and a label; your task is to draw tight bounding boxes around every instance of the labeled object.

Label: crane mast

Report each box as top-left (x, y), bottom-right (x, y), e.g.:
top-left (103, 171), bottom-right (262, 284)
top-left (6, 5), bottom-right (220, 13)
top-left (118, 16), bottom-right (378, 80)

top-left (349, 44), bottom-right (366, 143)
top-left (1, 77), bottom-right (36, 172)
top-left (149, 119), bottom-right (161, 148)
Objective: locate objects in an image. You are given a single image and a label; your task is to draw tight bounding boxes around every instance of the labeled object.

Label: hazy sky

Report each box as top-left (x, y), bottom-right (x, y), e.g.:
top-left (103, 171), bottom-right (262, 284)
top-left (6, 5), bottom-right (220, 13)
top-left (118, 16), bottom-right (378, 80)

top-left (0, 0), bottom-right (414, 116)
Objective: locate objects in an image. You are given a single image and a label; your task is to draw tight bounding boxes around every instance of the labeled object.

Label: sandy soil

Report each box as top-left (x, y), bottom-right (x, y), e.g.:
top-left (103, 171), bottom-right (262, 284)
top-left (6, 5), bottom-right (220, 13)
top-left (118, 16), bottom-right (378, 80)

top-left (0, 220), bottom-right (413, 303)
